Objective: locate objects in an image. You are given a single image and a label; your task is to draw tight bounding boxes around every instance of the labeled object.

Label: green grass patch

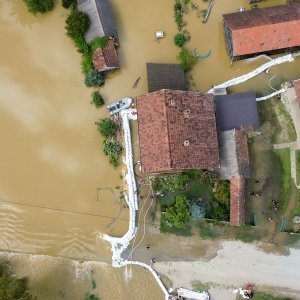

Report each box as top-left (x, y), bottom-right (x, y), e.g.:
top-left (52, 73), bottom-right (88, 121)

top-left (243, 291), bottom-right (291, 300)
top-left (192, 280), bottom-right (209, 292)
top-left (257, 99), bottom-right (296, 144)
top-left (290, 190), bottom-right (300, 217)
top-left (296, 150), bottom-right (300, 186)
top-left (236, 225), bottom-right (258, 243)
top-left (274, 148), bottom-right (292, 213)
top-left (198, 221), bottom-right (219, 240)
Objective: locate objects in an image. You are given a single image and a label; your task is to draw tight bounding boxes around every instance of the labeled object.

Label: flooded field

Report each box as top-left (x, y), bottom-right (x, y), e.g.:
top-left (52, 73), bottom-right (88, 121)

top-left (0, 0), bottom-right (300, 299)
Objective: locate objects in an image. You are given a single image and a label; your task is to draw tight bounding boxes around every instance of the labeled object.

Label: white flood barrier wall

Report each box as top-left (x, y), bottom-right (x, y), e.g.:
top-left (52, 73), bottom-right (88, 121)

top-left (104, 110), bottom-right (170, 300)
top-left (256, 88), bottom-right (287, 101)
top-left (207, 53), bottom-right (298, 94)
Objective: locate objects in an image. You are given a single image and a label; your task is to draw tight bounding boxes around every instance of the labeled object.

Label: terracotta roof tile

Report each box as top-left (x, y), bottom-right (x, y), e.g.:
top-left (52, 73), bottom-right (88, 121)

top-left (230, 176), bottom-right (245, 226)
top-left (137, 90), bottom-right (220, 173)
top-left (223, 4), bottom-right (300, 57)
top-left (92, 38), bottom-right (119, 72)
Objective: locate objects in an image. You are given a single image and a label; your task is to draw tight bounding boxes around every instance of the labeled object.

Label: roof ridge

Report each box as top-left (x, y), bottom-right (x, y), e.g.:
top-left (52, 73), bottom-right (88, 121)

top-left (94, 0), bottom-right (105, 37)
top-left (163, 89), bottom-right (172, 170)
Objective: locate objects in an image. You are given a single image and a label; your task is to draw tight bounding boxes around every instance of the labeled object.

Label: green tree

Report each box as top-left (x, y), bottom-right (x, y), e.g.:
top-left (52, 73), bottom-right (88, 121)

top-left (103, 140), bottom-right (122, 168)
top-left (165, 195), bottom-right (191, 228)
top-left (91, 91), bottom-right (104, 108)
top-left (0, 262), bottom-right (35, 300)
top-left (62, 0), bottom-right (76, 9)
top-left (213, 180), bottom-right (230, 205)
top-left (85, 69), bottom-right (105, 87)
top-left (174, 33), bottom-right (187, 47)
top-left (97, 118), bottom-right (117, 138)
top-left (23, 0), bottom-right (54, 14)
top-left (81, 54), bottom-right (93, 75)
top-left (65, 9), bottom-right (90, 41)
top-left (177, 47), bottom-right (198, 72)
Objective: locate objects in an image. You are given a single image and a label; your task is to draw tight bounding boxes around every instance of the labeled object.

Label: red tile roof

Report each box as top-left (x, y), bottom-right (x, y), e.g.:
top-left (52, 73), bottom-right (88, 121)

top-left (230, 176), bottom-right (245, 226)
top-left (223, 4), bottom-right (300, 57)
top-left (294, 79), bottom-right (300, 104)
top-left (92, 38), bottom-right (119, 72)
top-left (137, 90), bottom-right (220, 173)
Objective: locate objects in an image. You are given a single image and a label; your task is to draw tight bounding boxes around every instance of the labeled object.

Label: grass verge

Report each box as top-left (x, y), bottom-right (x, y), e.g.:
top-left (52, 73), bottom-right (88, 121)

top-left (296, 150), bottom-right (300, 186)
top-left (274, 148), bottom-right (292, 213)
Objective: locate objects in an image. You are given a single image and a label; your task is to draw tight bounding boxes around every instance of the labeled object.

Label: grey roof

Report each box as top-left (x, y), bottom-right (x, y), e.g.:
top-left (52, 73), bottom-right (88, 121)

top-left (218, 129), bottom-right (250, 180)
top-left (146, 63), bottom-right (186, 93)
top-left (77, 0), bottom-right (118, 43)
top-left (215, 92), bottom-right (259, 131)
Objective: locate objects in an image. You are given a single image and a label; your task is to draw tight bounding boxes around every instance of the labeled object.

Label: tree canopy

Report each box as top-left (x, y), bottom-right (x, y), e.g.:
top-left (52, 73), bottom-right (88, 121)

top-left (97, 118), bottom-right (117, 138)
top-left (65, 9), bottom-right (90, 41)
top-left (0, 262), bottom-right (35, 300)
top-left (23, 0), bottom-right (54, 14)
top-left (165, 195), bottom-right (191, 228)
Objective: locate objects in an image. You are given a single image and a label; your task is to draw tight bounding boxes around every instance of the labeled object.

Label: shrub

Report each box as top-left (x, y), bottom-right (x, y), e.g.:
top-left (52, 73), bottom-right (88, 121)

top-left (103, 140), bottom-right (122, 168)
top-left (91, 91), bottom-right (104, 108)
top-left (97, 118), bottom-right (117, 138)
top-left (191, 200), bottom-right (206, 221)
top-left (212, 180), bottom-right (230, 205)
top-left (165, 195), bottom-right (191, 228)
top-left (65, 9), bottom-right (90, 41)
top-left (174, 3), bottom-right (182, 12)
top-left (73, 36), bottom-right (91, 56)
top-left (62, 0), bottom-right (76, 9)
top-left (103, 140), bottom-right (122, 157)
top-left (174, 33), bottom-right (187, 47)
top-left (90, 37), bottom-right (109, 53)
top-left (175, 13), bottom-right (183, 30)
top-left (154, 174), bottom-right (189, 192)
top-left (23, 0), bottom-right (54, 14)
top-left (81, 54), bottom-right (93, 75)
top-left (85, 69), bottom-right (105, 87)
top-left (177, 47), bottom-right (198, 72)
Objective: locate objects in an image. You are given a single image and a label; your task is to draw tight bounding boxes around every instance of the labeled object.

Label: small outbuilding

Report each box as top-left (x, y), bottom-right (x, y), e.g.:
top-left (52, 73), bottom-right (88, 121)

top-left (92, 38), bottom-right (119, 72)
top-left (223, 3), bottom-right (300, 60)
top-left (215, 92), bottom-right (259, 132)
top-left (77, 0), bottom-right (118, 43)
top-left (146, 63), bottom-right (186, 93)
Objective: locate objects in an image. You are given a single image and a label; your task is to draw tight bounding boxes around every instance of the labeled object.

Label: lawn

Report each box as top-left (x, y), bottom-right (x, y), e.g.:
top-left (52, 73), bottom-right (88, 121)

top-left (237, 291), bottom-right (292, 300)
top-left (257, 99), bottom-right (297, 144)
top-left (296, 150), bottom-right (300, 186)
top-left (274, 148), bottom-right (292, 213)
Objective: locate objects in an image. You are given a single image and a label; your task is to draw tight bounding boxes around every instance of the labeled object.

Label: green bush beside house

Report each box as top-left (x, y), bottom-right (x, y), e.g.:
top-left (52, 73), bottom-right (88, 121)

top-left (23, 0), bottom-right (54, 14)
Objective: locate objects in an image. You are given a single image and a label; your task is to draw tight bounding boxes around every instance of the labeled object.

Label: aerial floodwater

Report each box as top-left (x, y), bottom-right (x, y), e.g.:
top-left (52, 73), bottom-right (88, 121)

top-left (0, 0), bottom-right (299, 299)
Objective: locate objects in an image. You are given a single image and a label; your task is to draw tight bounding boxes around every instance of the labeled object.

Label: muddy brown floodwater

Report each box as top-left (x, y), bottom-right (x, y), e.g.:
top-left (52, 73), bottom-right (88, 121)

top-left (0, 0), bottom-right (300, 299)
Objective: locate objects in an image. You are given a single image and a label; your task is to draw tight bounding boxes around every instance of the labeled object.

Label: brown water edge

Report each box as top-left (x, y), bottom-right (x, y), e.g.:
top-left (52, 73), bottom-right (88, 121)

top-left (0, 0), bottom-right (299, 299)
top-left (0, 251), bottom-right (164, 300)
top-left (0, 1), bottom-right (128, 259)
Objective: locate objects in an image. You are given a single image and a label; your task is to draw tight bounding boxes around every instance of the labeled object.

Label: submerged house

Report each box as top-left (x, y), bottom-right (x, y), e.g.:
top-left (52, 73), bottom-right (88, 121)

top-left (146, 63), bottom-right (187, 93)
top-left (92, 38), bottom-right (119, 72)
top-left (223, 3), bottom-right (300, 60)
top-left (77, 0), bottom-right (118, 43)
top-left (77, 0), bottom-right (119, 72)
top-left (136, 89), bottom-right (220, 173)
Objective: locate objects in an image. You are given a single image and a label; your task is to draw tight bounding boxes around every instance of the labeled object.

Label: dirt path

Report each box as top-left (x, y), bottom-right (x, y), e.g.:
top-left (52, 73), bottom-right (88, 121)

top-left (155, 241), bottom-right (300, 300)
top-left (281, 87), bottom-right (300, 188)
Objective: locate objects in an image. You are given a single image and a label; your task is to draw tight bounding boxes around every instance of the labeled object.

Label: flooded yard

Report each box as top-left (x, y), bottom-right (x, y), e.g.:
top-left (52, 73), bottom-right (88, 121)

top-left (0, 0), bottom-right (300, 299)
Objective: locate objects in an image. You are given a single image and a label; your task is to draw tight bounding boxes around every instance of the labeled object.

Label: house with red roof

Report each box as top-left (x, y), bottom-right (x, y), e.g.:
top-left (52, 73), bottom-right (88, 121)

top-left (136, 89), bottom-right (220, 174)
top-left (223, 3), bottom-right (300, 60)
